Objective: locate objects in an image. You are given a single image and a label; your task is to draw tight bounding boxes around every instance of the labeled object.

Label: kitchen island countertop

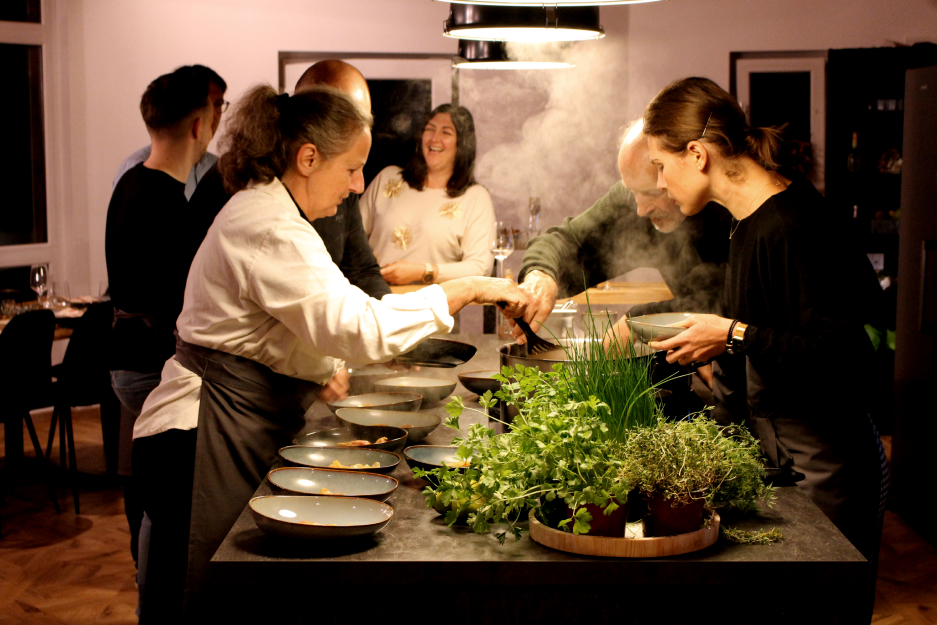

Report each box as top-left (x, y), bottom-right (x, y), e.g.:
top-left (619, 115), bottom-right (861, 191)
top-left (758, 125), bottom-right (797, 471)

top-left (205, 334), bottom-right (867, 624)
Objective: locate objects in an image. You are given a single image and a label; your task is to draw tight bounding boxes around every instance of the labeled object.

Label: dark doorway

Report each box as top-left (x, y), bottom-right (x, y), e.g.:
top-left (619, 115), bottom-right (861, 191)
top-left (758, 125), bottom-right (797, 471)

top-left (0, 43), bottom-right (47, 246)
top-left (364, 79), bottom-right (432, 188)
top-left (749, 71), bottom-right (813, 177)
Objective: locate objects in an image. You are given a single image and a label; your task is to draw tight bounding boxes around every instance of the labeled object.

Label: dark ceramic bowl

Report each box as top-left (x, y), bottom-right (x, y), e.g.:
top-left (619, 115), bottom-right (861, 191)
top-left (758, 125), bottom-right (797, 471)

top-left (267, 467), bottom-right (398, 502)
top-left (627, 313), bottom-right (693, 344)
top-left (334, 408), bottom-right (442, 443)
top-left (403, 445), bottom-right (471, 475)
top-left (325, 392), bottom-right (422, 415)
top-left (373, 376), bottom-right (457, 405)
top-left (457, 369), bottom-right (502, 396)
top-left (395, 337), bottom-right (477, 368)
top-left (346, 364), bottom-right (401, 396)
top-left (278, 445), bottom-right (400, 475)
top-left (249, 495), bottom-right (393, 540)
top-left (293, 426), bottom-right (408, 453)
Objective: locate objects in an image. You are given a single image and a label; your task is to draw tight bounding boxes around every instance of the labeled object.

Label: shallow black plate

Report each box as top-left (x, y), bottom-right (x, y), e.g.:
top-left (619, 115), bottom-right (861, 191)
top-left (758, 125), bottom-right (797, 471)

top-left (395, 337), bottom-right (477, 368)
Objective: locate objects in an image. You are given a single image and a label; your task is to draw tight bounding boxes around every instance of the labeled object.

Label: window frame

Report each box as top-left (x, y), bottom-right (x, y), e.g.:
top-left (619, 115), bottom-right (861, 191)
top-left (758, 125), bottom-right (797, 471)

top-left (0, 1), bottom-right (57, 269)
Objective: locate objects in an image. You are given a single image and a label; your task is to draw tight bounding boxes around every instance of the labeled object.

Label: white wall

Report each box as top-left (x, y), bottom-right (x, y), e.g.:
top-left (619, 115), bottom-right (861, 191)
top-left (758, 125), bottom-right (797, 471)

top-left (23, 0), bottom-right (937, 295)
top-left (57, 0), bottom-right (456, 294)
top-left (624, 0), bottom-right (937, 118)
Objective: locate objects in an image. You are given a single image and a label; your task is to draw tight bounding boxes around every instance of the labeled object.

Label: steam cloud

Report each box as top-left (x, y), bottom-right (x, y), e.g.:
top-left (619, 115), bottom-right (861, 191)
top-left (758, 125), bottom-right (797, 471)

top-left (461, 39), bottom-right (631, 229)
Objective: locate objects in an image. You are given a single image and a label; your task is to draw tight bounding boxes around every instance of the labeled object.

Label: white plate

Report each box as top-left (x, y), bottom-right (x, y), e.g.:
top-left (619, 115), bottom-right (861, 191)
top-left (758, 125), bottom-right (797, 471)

top-left (628, 313), bottom-right (693, 344)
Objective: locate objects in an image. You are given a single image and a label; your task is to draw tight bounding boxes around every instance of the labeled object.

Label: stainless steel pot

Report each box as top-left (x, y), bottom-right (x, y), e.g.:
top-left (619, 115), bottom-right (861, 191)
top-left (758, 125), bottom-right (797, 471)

top-left (498, 338), bottom-right (654, 373)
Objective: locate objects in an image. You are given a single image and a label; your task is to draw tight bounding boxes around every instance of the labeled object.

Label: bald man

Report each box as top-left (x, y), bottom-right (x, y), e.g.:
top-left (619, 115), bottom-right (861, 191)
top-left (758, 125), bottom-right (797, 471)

top-left (518, 120), bottom-right (731, 334)
top-left (187, 60), bottom-right (390, 299)
top-left (515, 121), bottom-right (731, 416)
top-left (295, 59), bottom-right (371, 110)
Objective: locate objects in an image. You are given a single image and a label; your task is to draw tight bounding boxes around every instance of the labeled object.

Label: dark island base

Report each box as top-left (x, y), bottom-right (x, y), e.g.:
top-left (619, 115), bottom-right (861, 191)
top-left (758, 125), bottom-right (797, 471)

top-left (197, 580), bottom-right (862, 624)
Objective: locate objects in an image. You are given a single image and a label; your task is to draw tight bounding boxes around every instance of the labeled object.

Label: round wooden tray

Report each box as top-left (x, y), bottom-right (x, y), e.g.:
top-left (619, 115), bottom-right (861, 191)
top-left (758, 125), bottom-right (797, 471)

top-left (528, 509), bottom-right (720, 558)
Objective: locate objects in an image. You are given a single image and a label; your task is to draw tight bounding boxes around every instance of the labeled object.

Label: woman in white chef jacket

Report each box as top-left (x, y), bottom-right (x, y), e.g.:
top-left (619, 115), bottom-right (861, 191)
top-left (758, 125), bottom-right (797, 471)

top-left (131, 86), bottom-right (527, 623)
top-left (360, 104), bottom-right (495, 288)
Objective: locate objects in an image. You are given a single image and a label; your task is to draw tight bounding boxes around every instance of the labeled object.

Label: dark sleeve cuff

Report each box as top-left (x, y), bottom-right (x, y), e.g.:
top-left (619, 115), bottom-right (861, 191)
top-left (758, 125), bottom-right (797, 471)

top-left (740, 323), bottom-right (759, 354)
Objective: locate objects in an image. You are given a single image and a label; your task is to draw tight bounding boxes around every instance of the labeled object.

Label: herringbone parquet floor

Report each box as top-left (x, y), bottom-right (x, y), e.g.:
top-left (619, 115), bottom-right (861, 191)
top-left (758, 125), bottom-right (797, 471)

top-left (0, 407), bottom-right (934, 624)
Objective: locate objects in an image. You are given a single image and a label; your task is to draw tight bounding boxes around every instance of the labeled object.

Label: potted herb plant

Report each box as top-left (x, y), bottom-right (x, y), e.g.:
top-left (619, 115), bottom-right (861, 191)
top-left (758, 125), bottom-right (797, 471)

top-left (418, 362), bottom-right (633, 539)
top-left (619, 415), bottom-right (775, 537)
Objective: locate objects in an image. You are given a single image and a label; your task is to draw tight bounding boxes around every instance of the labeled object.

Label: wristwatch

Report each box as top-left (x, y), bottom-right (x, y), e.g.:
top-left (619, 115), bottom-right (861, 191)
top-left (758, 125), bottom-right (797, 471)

top-left (726, 320), bottom-right (748, 355)
top-left (422, 263), bottom-right (436, 284)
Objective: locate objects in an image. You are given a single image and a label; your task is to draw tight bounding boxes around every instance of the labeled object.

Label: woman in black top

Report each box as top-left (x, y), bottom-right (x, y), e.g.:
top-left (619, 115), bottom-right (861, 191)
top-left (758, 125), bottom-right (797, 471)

top-left (641, 77), bottom-right (887, 569)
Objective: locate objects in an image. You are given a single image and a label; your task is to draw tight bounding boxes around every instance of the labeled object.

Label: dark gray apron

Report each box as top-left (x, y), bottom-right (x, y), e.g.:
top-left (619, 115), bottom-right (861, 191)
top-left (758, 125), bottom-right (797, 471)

top-left (173, 337), bottom-right (323, 612)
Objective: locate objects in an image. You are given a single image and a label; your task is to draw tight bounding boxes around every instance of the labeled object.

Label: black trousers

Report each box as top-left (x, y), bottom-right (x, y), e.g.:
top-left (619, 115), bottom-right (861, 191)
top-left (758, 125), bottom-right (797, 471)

top-left (133, 427), bottom-right (197, 625)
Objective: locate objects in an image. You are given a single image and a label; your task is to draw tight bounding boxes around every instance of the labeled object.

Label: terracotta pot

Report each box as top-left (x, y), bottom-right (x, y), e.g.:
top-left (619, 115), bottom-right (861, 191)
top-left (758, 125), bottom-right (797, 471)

top-left (565, 500), bottom-right (627, 537)
top-left (641, 492), bottom-right (705, 537)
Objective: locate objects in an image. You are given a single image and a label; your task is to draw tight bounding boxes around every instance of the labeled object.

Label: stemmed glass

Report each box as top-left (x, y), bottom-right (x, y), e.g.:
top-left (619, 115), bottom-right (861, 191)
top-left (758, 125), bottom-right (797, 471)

top-left (489, 221), bottom-right (515, 279)
top-left (29, 264), bottom-right (48, 305)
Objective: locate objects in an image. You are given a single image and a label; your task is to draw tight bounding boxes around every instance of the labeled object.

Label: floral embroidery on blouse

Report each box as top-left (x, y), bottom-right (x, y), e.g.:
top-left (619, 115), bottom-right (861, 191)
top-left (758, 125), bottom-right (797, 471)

top-left (391, 226), bottom-right (413, 250)
top-left (384, 177), bottom-right (405, 198)
top-left (439, 202), bottom-right (463, 220)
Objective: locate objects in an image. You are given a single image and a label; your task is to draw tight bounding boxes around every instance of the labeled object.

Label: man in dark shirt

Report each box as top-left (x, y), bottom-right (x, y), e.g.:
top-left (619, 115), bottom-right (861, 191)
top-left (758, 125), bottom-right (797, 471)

top-left (106, 66), bottom-right (216, 414)
top-left (188, 60), bottom-right (390, 299)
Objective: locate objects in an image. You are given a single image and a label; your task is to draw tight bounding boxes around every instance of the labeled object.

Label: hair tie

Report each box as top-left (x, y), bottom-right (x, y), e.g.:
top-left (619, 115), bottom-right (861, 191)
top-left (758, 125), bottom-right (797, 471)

top-left (700, 112), bottom-right (713, 139)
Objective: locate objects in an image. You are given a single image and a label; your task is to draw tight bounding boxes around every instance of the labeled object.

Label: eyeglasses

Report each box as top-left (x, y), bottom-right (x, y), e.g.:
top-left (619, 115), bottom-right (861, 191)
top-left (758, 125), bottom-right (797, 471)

top-left (215, 100), bottom-right (230, 113)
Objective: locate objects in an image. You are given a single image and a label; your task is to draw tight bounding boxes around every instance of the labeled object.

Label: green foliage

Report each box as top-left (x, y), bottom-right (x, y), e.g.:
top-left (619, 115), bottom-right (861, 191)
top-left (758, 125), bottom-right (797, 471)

top-left (560, 322), bottom-right (661, 441)
top-left (422, 364), bottom-right (630, 538)
top-left (619, 415), bottom-right (775, 511)
top-left (721, 526), bottom-right (783, 545)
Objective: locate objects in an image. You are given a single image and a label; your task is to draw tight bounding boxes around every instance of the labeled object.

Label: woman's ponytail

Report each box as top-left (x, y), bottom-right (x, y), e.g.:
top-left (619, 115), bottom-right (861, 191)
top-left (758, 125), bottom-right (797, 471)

top-left (218, 85), bottom-right (284, 194)
top-left (217, 84), bottom-right (371, 195)
top-left (746, 126), bottom-right (783, 171)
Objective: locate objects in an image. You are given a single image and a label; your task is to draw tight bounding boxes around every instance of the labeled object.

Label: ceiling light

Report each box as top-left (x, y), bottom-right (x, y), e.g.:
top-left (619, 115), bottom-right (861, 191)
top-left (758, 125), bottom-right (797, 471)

top-left (444, 5), bottom-right (604, 43)
top-left (453, 40), bottom-right (573, 70)
top-left (441, 0), bottom-right (658, 5)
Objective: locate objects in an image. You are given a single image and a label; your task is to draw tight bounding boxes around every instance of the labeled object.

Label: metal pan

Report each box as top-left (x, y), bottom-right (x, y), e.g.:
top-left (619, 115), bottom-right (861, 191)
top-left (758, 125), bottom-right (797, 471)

top-left (394, 337), bottom-right (477, 368)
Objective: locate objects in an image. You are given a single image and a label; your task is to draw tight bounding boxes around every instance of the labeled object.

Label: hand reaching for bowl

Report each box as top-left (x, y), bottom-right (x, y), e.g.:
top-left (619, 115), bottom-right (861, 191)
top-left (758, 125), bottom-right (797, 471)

top-left (649, 314), bottom-right (733, 366)
top-left (319, 367), bottom-right (351, 403)
top-left (439, 276), bottom-right (528, 319)
top-left (510, 270), bottom-right (557, 345)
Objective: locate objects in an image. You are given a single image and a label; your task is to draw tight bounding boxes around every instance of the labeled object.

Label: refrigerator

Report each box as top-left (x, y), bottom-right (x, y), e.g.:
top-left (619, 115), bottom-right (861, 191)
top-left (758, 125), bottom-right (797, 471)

top-left (893, 64), bottom-right (937, 546)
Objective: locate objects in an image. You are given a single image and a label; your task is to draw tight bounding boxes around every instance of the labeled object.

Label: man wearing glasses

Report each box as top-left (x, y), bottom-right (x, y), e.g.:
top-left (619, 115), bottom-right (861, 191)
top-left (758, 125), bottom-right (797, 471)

top-left (113, 65), bottom-right (227, 200)
top-left (105, 65), bottom-right (220, 613)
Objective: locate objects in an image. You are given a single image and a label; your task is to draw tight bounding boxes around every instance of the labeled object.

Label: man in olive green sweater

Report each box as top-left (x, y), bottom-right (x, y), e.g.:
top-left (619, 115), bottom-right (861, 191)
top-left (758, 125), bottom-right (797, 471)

top-left (515, 120), bottom-right (731, 341)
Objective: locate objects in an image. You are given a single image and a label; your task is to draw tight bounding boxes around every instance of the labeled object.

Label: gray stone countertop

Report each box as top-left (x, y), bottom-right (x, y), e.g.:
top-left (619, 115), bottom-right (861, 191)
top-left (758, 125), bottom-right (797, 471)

top-left (211, 334), bottom-right (865, 587)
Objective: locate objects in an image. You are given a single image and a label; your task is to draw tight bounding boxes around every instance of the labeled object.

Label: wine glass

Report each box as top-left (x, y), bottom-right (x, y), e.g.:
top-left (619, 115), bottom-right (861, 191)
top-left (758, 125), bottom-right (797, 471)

top-left (29, 264), bottom-right (48, 302)
top-left (489, 221), bottom-right (515, 280)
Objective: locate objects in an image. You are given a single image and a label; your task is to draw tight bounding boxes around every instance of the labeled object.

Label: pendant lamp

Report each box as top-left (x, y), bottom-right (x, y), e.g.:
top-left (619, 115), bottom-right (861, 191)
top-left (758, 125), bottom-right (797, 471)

top-left (453, 40), bottom-right (573, 69)
top-left (444, 4), bottom-right (604, 43)
top-left (441, 0), bottom-right (658, 5)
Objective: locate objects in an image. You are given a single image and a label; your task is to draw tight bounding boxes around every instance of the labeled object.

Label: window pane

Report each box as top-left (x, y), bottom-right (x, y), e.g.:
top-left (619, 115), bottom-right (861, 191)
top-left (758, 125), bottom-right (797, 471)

top-left (0, 0), bottom-right (41, 23)
top-left (0, 43), bottom-right (47, 245)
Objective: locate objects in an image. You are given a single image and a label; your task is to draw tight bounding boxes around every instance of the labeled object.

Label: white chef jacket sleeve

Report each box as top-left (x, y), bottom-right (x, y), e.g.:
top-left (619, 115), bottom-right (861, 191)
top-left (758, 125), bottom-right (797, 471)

top-left (246, 217), bottom-right (453, 365)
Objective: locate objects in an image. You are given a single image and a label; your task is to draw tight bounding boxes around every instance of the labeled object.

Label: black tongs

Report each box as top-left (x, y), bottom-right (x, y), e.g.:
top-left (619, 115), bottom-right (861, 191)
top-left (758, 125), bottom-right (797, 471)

top-left (498, 301), bottom-right (558, 355)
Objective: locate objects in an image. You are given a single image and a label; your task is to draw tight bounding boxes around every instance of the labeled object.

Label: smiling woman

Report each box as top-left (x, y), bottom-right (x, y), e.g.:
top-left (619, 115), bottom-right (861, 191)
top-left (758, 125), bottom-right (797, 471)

top-left (360, 103), bottom-right (495, 288)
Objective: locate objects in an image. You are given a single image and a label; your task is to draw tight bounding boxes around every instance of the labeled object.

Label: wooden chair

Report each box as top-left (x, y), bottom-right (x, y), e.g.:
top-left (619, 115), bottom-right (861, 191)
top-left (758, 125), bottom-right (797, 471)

top-left (45, 302), bottom-right (118, 514)
top-left (0, 309), bottom-right (61, 530)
